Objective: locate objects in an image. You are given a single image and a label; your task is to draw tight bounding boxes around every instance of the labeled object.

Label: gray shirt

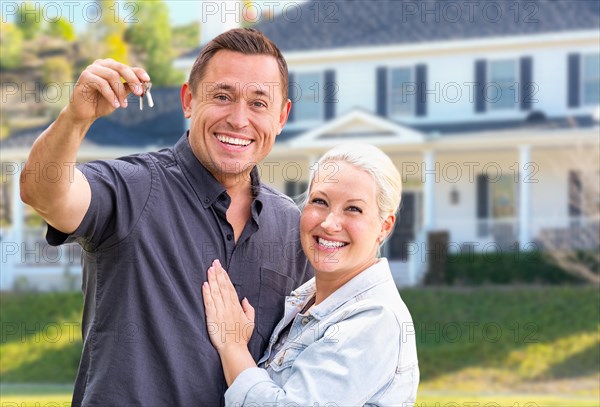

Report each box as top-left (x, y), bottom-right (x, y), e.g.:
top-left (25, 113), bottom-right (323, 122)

top-left (47, 133), bottom-right (312, 406)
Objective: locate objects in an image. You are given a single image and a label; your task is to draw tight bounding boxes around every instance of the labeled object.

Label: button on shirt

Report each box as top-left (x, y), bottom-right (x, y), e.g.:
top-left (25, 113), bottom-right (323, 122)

top-left (225, 258), bottom-right (419, 406)
top-left (47, 133), bottom-right (312, 406)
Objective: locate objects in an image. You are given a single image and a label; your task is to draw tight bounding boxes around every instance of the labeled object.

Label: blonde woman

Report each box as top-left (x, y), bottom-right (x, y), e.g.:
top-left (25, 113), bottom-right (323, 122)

top-left (203, 143), bottom-right (419, 405)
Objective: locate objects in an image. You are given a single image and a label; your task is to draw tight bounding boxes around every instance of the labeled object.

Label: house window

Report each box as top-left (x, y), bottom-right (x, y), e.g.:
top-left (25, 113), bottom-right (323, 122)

top-left (385, 192), bottom-right (418, 261)
top-left (285, 181), bottom-right (308, 205)
top-left (389, 67), bottom-right (414, 116)
top-left (488, 60), bottom-right (518, 110)
top-left (582, 53), bottom-right (600, 106)
top-left (294, 72), bottom-right (322, 122)
top-left (491, 176), bottom-right (517, 219)
top-left (477, 174), bottom-right (517, 237)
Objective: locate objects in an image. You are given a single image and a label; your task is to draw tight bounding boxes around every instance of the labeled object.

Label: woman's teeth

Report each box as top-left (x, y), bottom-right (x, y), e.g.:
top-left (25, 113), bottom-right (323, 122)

top-left (318, 237), bottom-right (347, 248)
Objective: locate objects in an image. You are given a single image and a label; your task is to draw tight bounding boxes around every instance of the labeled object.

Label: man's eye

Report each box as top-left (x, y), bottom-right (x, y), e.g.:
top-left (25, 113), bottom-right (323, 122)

top-left (215, 94), bottom-right (229, 101)
top-left (252, 100), bottom-right (267, 108)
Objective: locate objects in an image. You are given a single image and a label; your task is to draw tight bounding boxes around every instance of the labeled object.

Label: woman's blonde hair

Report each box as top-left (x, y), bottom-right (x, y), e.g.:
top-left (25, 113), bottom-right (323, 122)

top-left (300, 143), bottom-right (403, 241)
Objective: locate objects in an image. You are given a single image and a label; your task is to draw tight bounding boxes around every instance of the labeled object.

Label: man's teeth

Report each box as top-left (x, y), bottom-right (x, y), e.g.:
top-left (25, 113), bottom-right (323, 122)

top-left (216, 134), bottom-right (251, 146)
top-left (318, 238), bottom-right (347, 248)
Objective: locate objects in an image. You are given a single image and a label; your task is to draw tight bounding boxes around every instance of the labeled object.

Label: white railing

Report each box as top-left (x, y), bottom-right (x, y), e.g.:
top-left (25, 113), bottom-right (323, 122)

top-left (532, 215), bottom-right (600, 251)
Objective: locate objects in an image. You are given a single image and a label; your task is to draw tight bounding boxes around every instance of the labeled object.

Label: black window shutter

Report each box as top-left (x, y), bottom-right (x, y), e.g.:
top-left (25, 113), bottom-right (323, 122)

top-left (477, 174), bottom-right (489, 236)
top-left (285, 181), bottom-right (296, 198)
top-left (416, 64), bottom-right (427, 117)
top-left (376, 66), bottom-right (388, 117)
top-left (477, 174), bottom-right (489, 219)
top-left (520, 57), bottom-right (533, 111)
top-left (568, 53), bottom-right (581, 108)
top-left (288, 72), bottom-right (295, 122)
top-left (475, 60), bottom-right (487, 113)
top-left (324, 70), bottom-right (336, 120)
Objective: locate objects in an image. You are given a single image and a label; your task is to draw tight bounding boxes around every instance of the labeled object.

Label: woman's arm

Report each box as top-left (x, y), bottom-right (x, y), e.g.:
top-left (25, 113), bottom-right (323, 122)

top-left (202, 260), bottom-right (257, 385)
top-left (226, 304), bottom-right (409, 405)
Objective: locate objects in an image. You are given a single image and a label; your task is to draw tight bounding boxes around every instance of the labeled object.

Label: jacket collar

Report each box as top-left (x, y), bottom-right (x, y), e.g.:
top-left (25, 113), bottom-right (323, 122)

top-left (288, 258), bottom-right (393, 321)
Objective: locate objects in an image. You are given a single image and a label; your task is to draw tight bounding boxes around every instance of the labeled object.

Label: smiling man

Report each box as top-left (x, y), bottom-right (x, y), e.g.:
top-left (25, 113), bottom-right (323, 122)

top-left (20, 28), bottom-right (312, 406)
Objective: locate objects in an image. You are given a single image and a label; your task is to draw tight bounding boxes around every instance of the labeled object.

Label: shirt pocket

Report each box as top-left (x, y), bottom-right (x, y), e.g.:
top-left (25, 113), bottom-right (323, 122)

top-left (253, 267), bottom-right (295, 351)
top-left (257, 267), bottom-right (294, 325)
top-left (268, 344), bottom-right (306, 372)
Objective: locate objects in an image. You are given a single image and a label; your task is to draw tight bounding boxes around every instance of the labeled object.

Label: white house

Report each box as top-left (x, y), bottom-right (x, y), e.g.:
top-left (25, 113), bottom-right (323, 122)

top-left (1, 0), bottom-right (599, 290)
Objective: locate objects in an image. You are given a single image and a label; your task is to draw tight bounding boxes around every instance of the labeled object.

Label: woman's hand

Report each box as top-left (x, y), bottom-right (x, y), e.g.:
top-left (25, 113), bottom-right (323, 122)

top-left (203, 259), bottom-right (255, 353)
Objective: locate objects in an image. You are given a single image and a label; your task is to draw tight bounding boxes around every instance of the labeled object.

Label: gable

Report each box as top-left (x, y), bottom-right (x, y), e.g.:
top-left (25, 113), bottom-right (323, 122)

top-left (288, 109), bottom-right (424, 147)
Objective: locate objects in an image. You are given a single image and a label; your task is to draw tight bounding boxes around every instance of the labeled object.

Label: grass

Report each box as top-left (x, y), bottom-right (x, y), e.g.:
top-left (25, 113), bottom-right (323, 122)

top-left (1, 286), bottom-right (598, 402)
top-left (1, 292), bottom-right (83, 383)
top-left (400, 285), bottom-right (600, 395)
top-left (1, 385), bottom-right (598, 407)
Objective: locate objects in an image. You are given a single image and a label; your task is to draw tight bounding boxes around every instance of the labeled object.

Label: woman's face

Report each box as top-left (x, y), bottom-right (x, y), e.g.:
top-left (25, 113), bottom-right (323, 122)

top-left (300, 161), bottom-right (394, 279)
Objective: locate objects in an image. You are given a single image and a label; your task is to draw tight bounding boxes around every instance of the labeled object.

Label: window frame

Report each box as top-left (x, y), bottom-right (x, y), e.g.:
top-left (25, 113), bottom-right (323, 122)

top-left (581, 52), bottom-right (600, 106)
top-left (388, 66), bottom-right (415, 118)
top-left (292, 71), bottom-right (324, 123)
top-left (487, 58), bottom-right (519, 111)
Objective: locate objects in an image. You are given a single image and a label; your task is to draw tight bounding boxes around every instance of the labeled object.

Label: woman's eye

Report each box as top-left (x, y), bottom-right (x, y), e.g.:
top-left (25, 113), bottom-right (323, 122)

top-left (347, 206), bottom-right (363, 213)
top-left (311, 198), bottom-right (326, 205)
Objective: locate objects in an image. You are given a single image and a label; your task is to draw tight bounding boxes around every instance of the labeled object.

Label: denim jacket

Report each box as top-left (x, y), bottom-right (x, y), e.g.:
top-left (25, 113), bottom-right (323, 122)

top-left (225, 258), bottom-right (419, 406)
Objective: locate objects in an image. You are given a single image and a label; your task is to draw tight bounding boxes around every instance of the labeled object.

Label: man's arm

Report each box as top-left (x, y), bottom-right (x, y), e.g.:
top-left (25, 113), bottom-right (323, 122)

top-left (20, 59), bottom-right (149, 234)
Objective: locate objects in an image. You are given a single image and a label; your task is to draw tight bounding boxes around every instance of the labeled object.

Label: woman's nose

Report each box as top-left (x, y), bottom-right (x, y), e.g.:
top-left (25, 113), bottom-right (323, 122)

top-left (321, 211), bottom-right (342, 232)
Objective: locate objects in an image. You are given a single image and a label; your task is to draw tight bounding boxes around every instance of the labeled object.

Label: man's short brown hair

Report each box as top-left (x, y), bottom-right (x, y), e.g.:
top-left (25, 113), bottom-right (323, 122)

top-left (188, 28), bottom-right (289, 105)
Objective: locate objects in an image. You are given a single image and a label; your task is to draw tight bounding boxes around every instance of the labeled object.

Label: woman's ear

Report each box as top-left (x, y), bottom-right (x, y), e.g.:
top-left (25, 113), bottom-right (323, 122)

top-left (379, 214), bottom-right (396, 242)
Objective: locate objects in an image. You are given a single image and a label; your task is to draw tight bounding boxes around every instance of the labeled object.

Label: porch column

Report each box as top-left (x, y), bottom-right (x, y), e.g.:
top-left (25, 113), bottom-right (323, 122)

top-left (423, 150), bottom-right (436, 231)
top-left (3, 169), bottom-right (25, 289)
top-left (519, 144), bottom-right (532, 250)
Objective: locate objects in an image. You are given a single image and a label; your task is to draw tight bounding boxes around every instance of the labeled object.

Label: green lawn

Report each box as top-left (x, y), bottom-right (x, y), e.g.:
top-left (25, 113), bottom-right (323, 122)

top-left (1, 385), bottom-right (598, 407)
top-left (1, 286), bottom-right (599, 402)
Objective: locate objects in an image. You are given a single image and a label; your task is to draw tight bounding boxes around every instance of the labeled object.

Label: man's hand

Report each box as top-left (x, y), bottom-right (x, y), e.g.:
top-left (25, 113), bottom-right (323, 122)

top-left (65, 58), bottom-right (150, 124)
top-left (203, 259), bottom-right (256, 353)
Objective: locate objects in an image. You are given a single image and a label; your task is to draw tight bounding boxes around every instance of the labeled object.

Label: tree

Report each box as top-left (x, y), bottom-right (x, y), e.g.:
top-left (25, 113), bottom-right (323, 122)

top-left (0, 22), bottom-right (24, 69)
top-left (125, 0), bottom-right (184, 86)
top-left (43, 56), bottom-right (73, 85)
top-left (47, 17), bottom-right (76, 41)
top-left (538, 139), bottom-right (600, 285)
top-left (43, 57), bottom-right (74, 115)
top-left (172, 22), bottom-right (200, 52)
top-left (83, 0), bottom-right (130, 63)
top-left (15, 2), bottom-right (43, 40)
top-left (241, 0), bottom-right (259, 27)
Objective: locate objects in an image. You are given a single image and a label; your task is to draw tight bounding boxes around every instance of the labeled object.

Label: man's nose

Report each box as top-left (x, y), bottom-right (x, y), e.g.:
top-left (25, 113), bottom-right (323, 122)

top-left (226, 101), bottom-right (250, 129)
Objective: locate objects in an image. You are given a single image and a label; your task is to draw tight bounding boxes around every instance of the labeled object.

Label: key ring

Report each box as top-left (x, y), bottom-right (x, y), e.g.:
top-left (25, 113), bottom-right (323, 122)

top-left (125, 81), bottom-right (154, 110)
top-left (140, 82), bottom-right (154, 110)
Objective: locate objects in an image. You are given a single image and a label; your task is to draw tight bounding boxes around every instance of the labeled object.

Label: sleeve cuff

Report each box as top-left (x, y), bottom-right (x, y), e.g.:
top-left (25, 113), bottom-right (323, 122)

top-left (225, 367), bottom-right (272, 406)
top-left (46, 223), bottom-right (71, 246)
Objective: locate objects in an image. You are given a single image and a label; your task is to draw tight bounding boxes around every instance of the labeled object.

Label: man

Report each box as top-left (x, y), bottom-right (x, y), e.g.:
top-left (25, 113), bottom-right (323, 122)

top-left (20, 28), bottom-right (312, 406)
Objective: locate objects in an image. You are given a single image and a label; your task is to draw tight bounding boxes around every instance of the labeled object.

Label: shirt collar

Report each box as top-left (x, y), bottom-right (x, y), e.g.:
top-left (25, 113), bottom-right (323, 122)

top-left (292, 258), bottom-right (393, 321)
top-left (174, 132), bottom-right (263, 214)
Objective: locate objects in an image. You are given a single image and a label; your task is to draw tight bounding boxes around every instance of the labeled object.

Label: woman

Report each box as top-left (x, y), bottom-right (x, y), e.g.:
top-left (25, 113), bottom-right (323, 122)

top-left (203, 143), bottom-right (419, 405)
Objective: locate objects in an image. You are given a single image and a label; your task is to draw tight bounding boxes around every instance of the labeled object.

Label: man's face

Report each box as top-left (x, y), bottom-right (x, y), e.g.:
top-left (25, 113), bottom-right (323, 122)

top-left (181, 50), bottom-right (290, 183)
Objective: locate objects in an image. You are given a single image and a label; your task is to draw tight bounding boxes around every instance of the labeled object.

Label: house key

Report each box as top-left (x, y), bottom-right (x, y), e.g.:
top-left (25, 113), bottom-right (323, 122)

top-left (139, 82), bottom-right (154, 110)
